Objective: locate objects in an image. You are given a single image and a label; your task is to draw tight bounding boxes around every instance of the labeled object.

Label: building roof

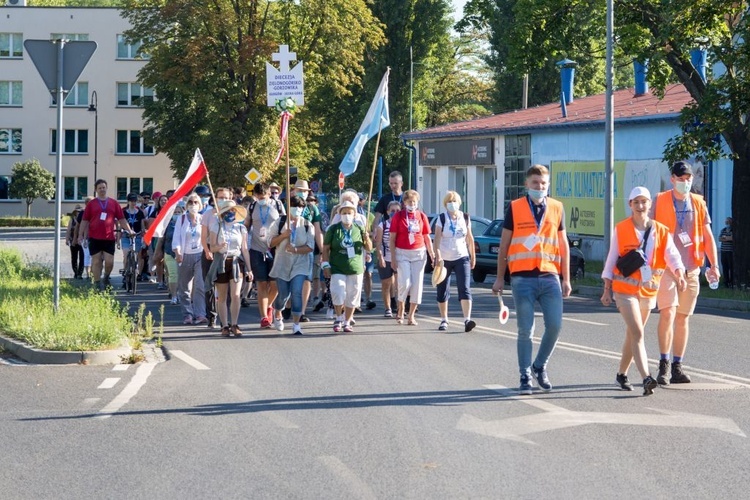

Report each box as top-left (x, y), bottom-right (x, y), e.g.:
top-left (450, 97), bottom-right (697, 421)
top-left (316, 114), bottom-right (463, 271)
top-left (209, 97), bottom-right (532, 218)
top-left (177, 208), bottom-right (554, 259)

top-left (402, 84), bottom-right (693, 140)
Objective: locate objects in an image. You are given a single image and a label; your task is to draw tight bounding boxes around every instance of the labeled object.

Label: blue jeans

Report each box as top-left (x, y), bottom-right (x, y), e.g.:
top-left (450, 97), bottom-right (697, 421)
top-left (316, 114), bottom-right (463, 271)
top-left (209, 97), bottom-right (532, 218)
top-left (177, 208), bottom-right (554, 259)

top-left (274, 274), bottom-right (307, 316)
top-left (511, 274), bottom-right (563, 378)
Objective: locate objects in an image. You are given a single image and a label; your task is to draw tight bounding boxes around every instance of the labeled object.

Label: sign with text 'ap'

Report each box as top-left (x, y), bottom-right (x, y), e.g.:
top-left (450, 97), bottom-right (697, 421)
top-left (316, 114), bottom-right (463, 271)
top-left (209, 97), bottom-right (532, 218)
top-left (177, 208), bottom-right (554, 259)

top-left (266, 45), bottom-right (304, 107)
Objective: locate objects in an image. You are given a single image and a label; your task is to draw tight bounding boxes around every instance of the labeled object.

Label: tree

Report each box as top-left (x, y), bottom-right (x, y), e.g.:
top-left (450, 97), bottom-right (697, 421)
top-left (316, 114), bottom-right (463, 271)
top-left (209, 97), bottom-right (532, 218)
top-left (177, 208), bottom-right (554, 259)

top-left (9, 159), bottom-right (56, 218)
top-left (121, 0), bottom-right (384, 188)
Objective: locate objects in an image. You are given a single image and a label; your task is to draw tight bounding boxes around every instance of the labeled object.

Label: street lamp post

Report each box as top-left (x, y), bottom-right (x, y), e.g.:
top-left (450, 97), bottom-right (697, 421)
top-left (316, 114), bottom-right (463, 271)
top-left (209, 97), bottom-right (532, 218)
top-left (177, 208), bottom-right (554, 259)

top-left (88, 90), bottom-right (98, 184)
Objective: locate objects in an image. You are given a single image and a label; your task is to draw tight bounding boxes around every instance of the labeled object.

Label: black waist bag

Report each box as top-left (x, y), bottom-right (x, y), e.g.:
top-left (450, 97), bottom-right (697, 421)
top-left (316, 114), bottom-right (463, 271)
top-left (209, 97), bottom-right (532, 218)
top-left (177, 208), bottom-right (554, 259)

top-left (615, 225), bottom-right (651, 277)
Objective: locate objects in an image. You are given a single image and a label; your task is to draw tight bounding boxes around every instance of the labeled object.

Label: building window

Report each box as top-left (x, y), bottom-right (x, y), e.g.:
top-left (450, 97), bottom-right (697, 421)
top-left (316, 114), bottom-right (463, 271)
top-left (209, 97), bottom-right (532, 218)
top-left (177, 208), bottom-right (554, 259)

top-left (116, 34), bottom-right (150, 60)
top-left (0, 128), bottom-right (22, 154)
top-left (503, 134), bottom-right (531, 213)
top-left (116, 177), bottom-right (153, 201)
top-left (64, 176), bottom-right (88, 201)
top-left (117, 82), bottom-right (154, 107)
top-left (116, 130), bottom-right (154, 155)
top-left (0, 175), bottom-right (13, 200)
top-left (51, 129), bottom-right (89, 154)
top-left (0, 33), bottom-right (23, 58)
top-left (51, 82), bottom-right (89, 107)
top-left (50, 33), bottom-right (89, 41)
top-left (0, 81), bottom-right (22, 106)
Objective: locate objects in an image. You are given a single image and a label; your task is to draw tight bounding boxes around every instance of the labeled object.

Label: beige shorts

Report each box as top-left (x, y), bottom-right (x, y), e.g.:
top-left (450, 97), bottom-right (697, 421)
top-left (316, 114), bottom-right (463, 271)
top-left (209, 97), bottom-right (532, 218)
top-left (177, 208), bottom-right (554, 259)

top-left (656, 267), bottom-right (700, 316)
top-left (614, 292), bottom-right (656, 312)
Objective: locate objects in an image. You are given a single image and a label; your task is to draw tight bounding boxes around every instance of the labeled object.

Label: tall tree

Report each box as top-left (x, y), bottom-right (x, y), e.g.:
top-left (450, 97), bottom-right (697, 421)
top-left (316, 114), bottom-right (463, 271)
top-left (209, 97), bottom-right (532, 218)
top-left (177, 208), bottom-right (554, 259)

top-left (487, 0), bottom-right (750, 286)
top-left (121, 0), bottom-right (383, 187)
top-left (9, 159), bottom-right (55, 218)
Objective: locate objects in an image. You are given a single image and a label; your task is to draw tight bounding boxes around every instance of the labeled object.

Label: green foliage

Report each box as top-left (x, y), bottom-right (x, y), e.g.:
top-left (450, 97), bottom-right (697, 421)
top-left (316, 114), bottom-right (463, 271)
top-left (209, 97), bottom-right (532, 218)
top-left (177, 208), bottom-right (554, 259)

top-left (30, 1), bottom-right (123, 5)
top-left (0, 249), bottom-right (134, 351)
top-left (8, 159), bottom-right (56, 218)
top-left (0, 217), bottom-right (57, 227)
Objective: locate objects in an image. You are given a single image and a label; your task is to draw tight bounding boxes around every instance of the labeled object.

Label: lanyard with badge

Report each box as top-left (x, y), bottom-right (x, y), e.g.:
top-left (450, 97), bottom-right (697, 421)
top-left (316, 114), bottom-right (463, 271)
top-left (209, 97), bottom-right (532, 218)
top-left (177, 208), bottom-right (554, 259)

top-left (258, 205), bottom-right (269, 238)
top-left (672, 193), bottom-right (693, 247)
top-left (98, 198), bottom-right (108, 221)
top-left (407, 212), bottom-right (420, 245)
top-left (523, 196), bottom-right (545, 250)
top-left (189, 217), bottom-right (199, 250)
top-left (448, 213), bottom-right (465, 237)
top-left (342, 226), bottom-right (355, 258)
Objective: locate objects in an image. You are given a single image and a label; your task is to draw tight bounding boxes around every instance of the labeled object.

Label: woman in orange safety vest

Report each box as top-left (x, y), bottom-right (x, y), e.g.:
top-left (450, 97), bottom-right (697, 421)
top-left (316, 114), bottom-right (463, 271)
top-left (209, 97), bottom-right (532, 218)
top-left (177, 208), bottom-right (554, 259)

top-left (601, 187), bottom-right (686, 396)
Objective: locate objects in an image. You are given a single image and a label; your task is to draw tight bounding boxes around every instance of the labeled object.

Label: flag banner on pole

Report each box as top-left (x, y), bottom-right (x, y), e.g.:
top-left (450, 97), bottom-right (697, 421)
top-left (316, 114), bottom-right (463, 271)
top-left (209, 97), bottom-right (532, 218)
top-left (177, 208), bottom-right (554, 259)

top-left (338, 69), bottom-right (390, 176)
top-left (144, 149), bottom-right (208, 245)
top-left (274, 111), bottom-right (292, 164)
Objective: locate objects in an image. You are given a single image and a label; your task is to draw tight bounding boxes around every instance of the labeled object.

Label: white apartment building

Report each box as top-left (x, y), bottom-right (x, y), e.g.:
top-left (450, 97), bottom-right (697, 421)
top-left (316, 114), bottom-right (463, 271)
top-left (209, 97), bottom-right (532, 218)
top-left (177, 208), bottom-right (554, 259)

top-left (0, 5), bottom-right (174, 217)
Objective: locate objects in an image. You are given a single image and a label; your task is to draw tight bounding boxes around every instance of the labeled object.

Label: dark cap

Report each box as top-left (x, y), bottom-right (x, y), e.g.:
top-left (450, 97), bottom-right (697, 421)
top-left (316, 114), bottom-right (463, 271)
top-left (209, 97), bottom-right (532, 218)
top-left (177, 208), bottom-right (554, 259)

top-left (670, 161), bottom-right (693, 177)
top-left (127, 193), bottom-right (138, 201)
top-left (139, 191), bottom-right (151, 198)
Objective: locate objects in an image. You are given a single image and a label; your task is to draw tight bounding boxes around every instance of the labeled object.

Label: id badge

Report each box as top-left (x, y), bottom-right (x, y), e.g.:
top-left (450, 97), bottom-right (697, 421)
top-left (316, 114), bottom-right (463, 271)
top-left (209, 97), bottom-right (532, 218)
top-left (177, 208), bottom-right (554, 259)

top-left (346, 246), bottom-right (355, 259)
top-left (408, 233), bottom-right (415, 245)
top-left (523, 234), bottom-right (539, 250)
top-left (640, 265), bottom-right (652, 282)
top-left (259, 227), bottom-right (267, 238)
top-left (191, 240), bottom-right (199, 250)
top-left (678, 231), bottom-right (693, 247)
top-left (100, 212), bottom-right (107, 221)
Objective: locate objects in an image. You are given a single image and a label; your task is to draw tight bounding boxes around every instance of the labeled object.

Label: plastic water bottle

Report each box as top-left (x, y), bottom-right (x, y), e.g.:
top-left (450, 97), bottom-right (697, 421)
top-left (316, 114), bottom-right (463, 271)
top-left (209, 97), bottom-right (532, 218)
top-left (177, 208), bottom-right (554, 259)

top-left (706, 270), bottom-right (719, 290)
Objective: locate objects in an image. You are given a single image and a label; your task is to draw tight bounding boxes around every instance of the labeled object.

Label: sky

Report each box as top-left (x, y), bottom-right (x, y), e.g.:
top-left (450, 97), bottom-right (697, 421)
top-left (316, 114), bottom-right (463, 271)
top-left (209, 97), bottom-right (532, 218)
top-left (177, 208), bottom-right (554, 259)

top-left (452, 0), bottom-right (468, 22)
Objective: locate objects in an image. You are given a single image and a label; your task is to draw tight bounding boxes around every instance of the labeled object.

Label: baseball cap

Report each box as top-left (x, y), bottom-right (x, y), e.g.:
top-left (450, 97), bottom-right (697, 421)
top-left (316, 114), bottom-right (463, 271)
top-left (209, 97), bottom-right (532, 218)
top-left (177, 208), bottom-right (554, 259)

top-left (628, 186), bottom-right (651, 201)
top-left (670, 161), bottom-right (693, 177)
top-left (127, 193), bottom-right (138, 201)
top-left (357, 192), bottom-right (366, 200)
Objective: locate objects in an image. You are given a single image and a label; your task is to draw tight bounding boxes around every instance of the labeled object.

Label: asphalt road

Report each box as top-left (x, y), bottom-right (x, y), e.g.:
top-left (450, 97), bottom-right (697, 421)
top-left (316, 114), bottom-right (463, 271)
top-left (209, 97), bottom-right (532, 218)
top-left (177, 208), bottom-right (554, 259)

top-left (2, 230), bottom-right (750, 498)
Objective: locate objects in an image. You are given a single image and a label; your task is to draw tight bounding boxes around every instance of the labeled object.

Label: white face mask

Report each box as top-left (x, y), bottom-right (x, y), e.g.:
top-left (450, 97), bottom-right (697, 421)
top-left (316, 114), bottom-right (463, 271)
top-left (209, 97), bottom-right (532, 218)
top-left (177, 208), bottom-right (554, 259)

top-left (291, 207), bottom-right (304, 218)
top-left (188, 204), bottom-right (199, 214)
top-left (675, 179), bottom-right (692, 195)
top-left (258, 198), bottom-right (269, 207)
top-left (340, 214), bottom-right (354, 225)
top-left (405, 204), bottom-right (417, 212)
top-left (446, 202), bottom-right (459, 213)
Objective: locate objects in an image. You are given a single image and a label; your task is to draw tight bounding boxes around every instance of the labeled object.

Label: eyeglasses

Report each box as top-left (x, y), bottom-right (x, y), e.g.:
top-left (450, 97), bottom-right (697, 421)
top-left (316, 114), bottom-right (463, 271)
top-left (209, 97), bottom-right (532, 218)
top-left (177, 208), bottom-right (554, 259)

top-left (187, 200), bottom-right (197, 205)
top-left (270, 191), bottom-right (280, 195)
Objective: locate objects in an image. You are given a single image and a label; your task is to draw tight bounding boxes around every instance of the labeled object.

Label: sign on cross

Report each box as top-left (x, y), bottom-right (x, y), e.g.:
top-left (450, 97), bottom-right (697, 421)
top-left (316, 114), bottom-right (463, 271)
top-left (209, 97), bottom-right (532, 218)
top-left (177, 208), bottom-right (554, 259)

top-left (272, 45), bottom-right (296, 73)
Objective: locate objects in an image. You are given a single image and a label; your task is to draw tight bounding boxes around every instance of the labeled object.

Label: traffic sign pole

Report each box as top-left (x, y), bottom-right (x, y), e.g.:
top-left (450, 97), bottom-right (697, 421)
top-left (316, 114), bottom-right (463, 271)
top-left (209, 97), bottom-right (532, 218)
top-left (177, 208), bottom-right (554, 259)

top-left (53, 40), bottom-right (65, 312)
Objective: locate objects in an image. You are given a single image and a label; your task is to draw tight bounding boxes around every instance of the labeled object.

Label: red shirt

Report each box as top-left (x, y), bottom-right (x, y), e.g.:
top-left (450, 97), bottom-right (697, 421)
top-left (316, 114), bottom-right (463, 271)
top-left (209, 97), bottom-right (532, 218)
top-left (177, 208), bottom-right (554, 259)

top-left (389, 210), bottom-right (430, 250)
top-left (83, 197), bottom-right (124, 241)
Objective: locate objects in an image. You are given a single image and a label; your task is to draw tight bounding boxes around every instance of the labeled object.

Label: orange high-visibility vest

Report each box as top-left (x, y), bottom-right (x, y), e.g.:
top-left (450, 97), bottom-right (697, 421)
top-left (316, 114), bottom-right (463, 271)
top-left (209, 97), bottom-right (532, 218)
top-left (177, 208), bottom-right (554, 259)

top-left (653, 191), bottom-right (706, 262)
top-left (612, 218), bottom-right (670, 298)
top-left (507, 197), bottom-right (563, 274)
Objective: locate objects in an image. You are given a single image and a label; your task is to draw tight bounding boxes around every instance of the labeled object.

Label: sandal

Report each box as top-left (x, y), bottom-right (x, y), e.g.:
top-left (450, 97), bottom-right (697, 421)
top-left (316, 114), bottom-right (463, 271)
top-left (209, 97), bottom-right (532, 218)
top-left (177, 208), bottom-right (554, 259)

top-left (221, 326), bottom-right (231, 337)
top-left (396, 316), bottom-right (404, 325)
top-left (232, 325), bottom-right (243, 337)
top-left (407, 318), bottom-right (418, 326)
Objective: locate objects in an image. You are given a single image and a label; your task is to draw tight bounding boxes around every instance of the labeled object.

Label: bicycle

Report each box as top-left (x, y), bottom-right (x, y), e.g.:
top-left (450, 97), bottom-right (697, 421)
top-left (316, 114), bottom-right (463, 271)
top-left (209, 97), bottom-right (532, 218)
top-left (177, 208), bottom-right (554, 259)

top-left (123, 233), bottom-right (139, 294)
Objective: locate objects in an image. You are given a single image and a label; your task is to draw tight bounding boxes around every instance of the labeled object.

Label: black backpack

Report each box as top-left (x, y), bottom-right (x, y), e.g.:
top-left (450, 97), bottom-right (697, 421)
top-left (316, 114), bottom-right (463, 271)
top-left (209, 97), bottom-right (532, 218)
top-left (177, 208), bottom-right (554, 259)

top-left (439, 212), bottom-right (470, 231)
top-left (247, 198), bottom-right (285, 231)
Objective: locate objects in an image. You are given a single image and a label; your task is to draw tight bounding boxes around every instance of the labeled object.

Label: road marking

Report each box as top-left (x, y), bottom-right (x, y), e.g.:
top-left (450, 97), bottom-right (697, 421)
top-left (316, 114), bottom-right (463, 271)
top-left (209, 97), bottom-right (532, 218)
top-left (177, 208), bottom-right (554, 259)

top-left (563, 317), bottom-right (608, 326)
top-left (417, 315), bottom-right (750, 388)
top-left (96, 362), bottom-right (156, 419)
top-left (79, 398), bottom-right (101, 410)
top-left (171, 350), bottom-right (210, 370)
top-left (454, 384), bottom-right (747, 444)
top-left (112, 364), bottom-right (130, 371)
top-left (98, 378), bottom-right (120, 389)
top-left (318, 455), bottom-right (378, 500)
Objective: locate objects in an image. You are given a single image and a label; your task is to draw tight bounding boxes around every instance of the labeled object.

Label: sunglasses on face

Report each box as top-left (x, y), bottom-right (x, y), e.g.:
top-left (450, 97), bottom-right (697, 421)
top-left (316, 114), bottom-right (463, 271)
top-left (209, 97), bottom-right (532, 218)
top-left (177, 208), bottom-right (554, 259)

top-left (187, 200), bottom-right (198, 205)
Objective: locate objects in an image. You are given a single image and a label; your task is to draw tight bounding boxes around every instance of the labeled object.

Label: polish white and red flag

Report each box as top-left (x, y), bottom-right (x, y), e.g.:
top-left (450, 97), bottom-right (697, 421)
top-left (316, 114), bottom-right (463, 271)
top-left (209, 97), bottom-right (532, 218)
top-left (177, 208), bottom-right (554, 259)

top-left (144, 148), bottom-right (208, 245)
top-left (273, 111), bottom-right (292, 164)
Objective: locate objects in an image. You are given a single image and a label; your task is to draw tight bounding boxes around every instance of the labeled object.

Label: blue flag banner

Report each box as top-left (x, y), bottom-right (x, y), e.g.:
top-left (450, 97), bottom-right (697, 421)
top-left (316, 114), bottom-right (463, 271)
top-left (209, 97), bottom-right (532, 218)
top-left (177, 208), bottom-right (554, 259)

top-left (339, 69), bottom-right (391, 176)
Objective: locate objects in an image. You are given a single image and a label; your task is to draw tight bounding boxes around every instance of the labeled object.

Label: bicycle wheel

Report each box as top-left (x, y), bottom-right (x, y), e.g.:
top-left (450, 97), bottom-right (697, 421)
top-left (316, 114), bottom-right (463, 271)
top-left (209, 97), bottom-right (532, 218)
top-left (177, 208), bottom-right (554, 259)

top-left (127, 253), bottom-right (137, 294)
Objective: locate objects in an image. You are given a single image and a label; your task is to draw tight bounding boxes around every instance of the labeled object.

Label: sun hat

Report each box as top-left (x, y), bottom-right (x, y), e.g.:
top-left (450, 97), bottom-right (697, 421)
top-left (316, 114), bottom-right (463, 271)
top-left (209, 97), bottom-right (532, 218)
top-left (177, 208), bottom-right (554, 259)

top-left (338, 200), bottom-right (356, 211)
top-left (293, 180), bottom-right (310, 191)
top-left (431, 260), bottom-right (448, 287)
top-left (217, 199), bottom-right (247, 220)
top-left (628, 186), bottom-right (651, 201)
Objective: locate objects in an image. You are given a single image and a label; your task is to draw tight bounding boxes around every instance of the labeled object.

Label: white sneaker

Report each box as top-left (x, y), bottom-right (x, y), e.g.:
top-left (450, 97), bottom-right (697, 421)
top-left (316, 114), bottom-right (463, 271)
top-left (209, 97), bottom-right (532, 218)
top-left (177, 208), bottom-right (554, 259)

top-left (170, 296), bottom-right (178, 305)
top-left (292, 325), bottom-right (303, 335)
top-left (326, 308), bottom-right (335, 320)
top-left (273, 318), bottom-right (284, 331)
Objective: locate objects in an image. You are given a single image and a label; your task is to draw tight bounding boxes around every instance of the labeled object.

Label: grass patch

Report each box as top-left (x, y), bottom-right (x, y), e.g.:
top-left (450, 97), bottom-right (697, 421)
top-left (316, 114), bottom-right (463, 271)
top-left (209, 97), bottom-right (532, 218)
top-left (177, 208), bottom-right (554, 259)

top-left (0, 248), bottom-right (151, 352)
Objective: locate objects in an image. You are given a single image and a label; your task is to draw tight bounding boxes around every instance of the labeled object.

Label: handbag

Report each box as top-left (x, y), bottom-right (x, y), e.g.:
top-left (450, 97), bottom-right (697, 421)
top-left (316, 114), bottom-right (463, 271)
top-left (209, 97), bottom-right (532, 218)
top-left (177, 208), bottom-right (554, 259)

top-left (615, 225), bottom-right (651, 277)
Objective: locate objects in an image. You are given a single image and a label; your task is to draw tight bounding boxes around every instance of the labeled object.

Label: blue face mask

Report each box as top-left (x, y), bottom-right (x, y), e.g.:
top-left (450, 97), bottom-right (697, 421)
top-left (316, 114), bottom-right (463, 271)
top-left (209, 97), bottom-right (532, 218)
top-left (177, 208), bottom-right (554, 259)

top-left (201, 197), bottom-right (210, 206)
top-left (291, 207), bottom-right (304, 218)
top-left (527, 188), bottom-right (547, 202)
top-left (222, 212), bottom-right (236, 223)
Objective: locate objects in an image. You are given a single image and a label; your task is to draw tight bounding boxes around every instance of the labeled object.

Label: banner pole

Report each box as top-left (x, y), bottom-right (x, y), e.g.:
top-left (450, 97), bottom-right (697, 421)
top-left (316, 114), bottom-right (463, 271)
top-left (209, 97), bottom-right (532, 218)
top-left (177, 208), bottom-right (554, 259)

top-left (366, 120), bottom-right (384, 231)
top-left (285, 113), bottom-right (291, 221)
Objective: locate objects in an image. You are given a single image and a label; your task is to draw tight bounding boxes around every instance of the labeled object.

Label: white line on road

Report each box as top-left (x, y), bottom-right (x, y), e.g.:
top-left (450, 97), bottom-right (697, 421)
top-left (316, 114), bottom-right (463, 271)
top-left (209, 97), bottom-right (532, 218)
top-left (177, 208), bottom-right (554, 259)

top-left (318, 455), bottom-right (378, 500)
top-left (95, 362), bottom-right (156, 419)
top-left (563, 317), bottom-right (608, 326)
top-left (170, 350), bottom-right (211, 370)
top-left (98, 378), bottom-right (120, 389)
top-left (112, 364), bottom-right (130, 371)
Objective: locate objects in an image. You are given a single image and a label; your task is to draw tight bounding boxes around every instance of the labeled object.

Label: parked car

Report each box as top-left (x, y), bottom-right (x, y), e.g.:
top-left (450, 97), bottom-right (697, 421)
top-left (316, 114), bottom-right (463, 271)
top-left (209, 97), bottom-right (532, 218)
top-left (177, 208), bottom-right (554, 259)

top-left (472, 219), bottom-right (586, 283)
top-left (424, 213), bottom-right (492, 273)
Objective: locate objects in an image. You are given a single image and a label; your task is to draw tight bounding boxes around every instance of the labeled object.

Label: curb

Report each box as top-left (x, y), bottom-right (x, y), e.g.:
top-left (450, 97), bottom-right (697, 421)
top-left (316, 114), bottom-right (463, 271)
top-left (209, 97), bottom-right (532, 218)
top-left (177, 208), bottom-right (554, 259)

top-left (0, 334), bottom-right (132, 365)
top-left (574, 285), bottom-right (750, 312)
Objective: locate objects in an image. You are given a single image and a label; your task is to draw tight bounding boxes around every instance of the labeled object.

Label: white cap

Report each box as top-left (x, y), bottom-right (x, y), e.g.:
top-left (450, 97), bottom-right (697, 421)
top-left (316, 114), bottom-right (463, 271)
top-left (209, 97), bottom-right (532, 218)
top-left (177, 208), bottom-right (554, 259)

top-left (628, 186), bottom-right (651, 201)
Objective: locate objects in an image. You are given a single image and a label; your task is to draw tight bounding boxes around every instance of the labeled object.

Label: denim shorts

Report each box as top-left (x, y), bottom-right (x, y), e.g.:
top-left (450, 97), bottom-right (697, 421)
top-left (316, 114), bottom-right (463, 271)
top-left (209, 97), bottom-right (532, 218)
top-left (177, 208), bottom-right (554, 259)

top-left (121, 234), bottom-right (143, 252)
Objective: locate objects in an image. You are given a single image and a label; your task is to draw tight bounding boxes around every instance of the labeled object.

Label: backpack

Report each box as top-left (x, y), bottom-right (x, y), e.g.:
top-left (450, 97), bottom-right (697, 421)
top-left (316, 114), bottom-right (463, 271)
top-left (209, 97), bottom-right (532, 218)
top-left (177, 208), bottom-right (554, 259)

top-left (163, 215), bottom-right (181, 258)
top-left (439, 212), bottom-right (470, 231)
top-left (247, 199), bottom-right (285, 230)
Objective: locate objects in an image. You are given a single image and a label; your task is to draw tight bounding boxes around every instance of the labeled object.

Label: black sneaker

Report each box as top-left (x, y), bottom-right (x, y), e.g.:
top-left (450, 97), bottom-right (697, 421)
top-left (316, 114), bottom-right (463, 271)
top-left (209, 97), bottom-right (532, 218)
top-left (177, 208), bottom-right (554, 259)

top-left (464, 319), bottom-right (476, 332)
top-left (616, 373), bottom-right (634, 391)
top-left (656, 359), bottom-right (670, 385)
top-left (366, 300), bottom-right (376, 310)
top-left (531, 365), bottom-right (552, 392)
top-left (313, 300), bottom-right (326, 312)
top-left (240, 298), bottom-right (250, 308)
top-left (518, 376), bottom-right (533, 395)
top-left (282, 307), bottom-right (292, 320)
top-left (643, 375), bottom-right (658, 396)
top-left (670, 361), bottom-right (691, 384)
